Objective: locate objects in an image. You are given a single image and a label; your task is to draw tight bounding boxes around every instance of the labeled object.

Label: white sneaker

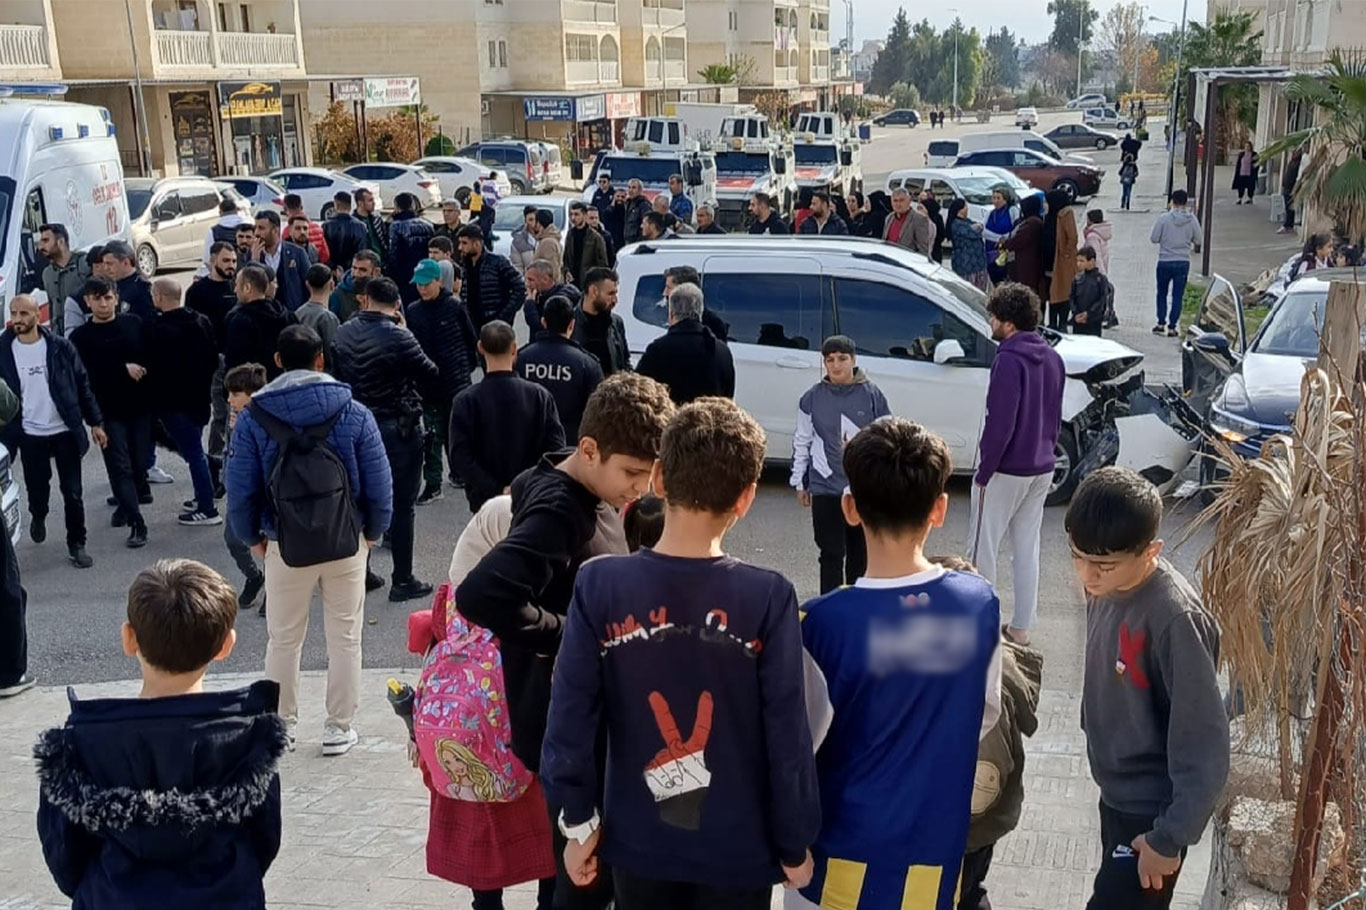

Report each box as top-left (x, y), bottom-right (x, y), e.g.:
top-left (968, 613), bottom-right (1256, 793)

top-left (284, 720), bottom-right (297, 752)
top-left (0, 674), bottom-right (36, 698)
top-left (321, 725), bottom-right (358, 756)
top-left (147, 466), bottom-right (175, 484)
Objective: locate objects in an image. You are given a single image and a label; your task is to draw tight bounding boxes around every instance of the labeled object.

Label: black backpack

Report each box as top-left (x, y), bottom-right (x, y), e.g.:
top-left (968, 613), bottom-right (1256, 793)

top-left (249, 402), bottom-right (361, 568)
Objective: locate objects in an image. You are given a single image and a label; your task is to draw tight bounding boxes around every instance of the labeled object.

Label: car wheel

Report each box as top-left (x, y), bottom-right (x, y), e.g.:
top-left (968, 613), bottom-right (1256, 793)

top-left (510, 178), bottom-right (527, 194)
top-left (321, 202), bottom-right (335, 220)
top-left (1045, 425), bottom-right (1081, 507)
top-left (1197, 440), bottom-right (1223, 506)
top-left (1095, 138), bottom-right (1108, 150)
top-left (1054, 179), bottom-right (1080, 204)
top-left (136, 244), bottom-right (158, 279)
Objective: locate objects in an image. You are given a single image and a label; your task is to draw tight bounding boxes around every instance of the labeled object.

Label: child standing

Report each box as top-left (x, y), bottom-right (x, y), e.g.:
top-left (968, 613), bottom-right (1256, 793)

top-left (223, 362), bottom-right (269, 615)
top-left (1119, 155), bottom-right (1139, 210)
top-left (35, 559), bottom-right (287, 907)
top-left (542, 398), bottom-right (821, 909)
top-left (791, 335), bottom-right (892, 594)
top-left (1084, 209), bottom-right (1112, 273)
top-left (792, 419), bottom-right (1002, 910)
top-left (1069, 246), bottom-right (1114, 337)
top-left (1065, 467), bottom-right (1229, 909)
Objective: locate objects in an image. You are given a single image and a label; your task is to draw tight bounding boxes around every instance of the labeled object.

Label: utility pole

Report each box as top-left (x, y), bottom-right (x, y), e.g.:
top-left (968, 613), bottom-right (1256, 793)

top-left (1160, 0), bottom-right (1189, 198)
top-left (1076, 0), bottom-right (1086, 99)
top-left (121, 0), bottom-right (153, 175)
top-left (948, 10), bottom-right (960, 109)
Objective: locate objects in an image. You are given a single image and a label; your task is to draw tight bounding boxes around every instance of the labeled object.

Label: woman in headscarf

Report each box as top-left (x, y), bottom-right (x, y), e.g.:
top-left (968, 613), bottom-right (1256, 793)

top-left (922, 194), bottom-right (946, 264)
top-left (982, 185), bottom-right (1020, 284)
top-left (1001, 193), bottom-right (1046, 296)
top-left (845, 191), bottom-right (879, 238)
top-left (946, 198), bottom-right (990, 292)
top-left (1044, 188), bottom-right (1078, 331)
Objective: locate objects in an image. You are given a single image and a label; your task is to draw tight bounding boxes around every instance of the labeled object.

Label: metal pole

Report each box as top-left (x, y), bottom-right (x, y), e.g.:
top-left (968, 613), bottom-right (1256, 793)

top-left (1133, 9), bottom-right (1143, 92)
top-left (953, 24), bottom-right (959, 110)
top-left (1076, 0), bottom-right (1085, 98)
top-left (1163, 0), bottom-right (1188, 198)
top-left (122, 0), bottom-right (153, 175)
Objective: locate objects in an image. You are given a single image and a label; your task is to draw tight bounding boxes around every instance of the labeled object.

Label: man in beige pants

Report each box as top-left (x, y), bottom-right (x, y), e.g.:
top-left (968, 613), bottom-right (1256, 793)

top-left (225, 324), bottom-right (392, 756)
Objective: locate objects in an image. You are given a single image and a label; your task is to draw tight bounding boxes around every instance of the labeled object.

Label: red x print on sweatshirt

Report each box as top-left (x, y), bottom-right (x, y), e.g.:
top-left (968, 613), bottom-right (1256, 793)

top-left (1116, 623), bottom-right (1151, 689)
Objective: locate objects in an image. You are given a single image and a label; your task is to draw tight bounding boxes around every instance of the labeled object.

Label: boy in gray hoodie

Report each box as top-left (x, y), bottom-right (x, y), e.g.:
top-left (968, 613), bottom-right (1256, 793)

top-left (1149, 190), bottom-right (1202, 337)
top-left (791, 335), bottom-right (891, 593)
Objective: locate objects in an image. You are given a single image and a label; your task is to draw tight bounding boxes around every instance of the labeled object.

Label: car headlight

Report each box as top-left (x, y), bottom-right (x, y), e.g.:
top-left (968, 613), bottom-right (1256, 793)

top-left (1209, 404), bottom-right (1262, 444)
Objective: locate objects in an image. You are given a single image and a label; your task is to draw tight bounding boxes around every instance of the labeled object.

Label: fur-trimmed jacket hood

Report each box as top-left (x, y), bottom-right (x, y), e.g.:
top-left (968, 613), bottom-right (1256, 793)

top-left (34, 679), bottom-right (288, 908)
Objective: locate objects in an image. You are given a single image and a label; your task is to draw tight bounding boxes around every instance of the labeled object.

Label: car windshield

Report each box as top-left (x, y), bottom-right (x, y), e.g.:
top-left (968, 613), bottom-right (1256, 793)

top-left (1253, 289), bottom-right (1331, 357)
top-left (923, 265), bottom-right (991, 324)
top-left (713, 151), bottom-right (771, 174)
top-left (599, 157), bottom-right (683, 186)
top-left (127, 188), bottom-right (153, 219)
top-left (493, 204), bottom-right (565, 232)
top-left (795, 145), bottom-right (838, 165)
top-left (953, 177), bottom-right (1002, 205)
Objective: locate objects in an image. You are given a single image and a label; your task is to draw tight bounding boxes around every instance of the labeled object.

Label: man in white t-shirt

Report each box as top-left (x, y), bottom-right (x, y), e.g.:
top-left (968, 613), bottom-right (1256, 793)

top-left (0, 295), bottom-right (107, 569)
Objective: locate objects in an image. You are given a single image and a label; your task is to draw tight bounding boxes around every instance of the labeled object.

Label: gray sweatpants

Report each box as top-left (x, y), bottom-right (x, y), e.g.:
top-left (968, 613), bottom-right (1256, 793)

top-left (968, 472), bottom-right (1051, 632)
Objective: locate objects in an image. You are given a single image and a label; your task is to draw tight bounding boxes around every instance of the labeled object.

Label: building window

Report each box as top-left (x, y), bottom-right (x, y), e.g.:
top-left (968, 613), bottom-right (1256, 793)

top-left (729, 10), bottom-right (737, 30)
top-left (498, 40), bottom-right (508, 67)
top-left (566, 34), bottom-right (598, 62)
top-left (488, 40), bottom-right (497, 67)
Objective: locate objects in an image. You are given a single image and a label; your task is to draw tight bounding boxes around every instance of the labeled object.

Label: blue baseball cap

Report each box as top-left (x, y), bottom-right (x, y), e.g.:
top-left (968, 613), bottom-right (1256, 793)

top-left (412, 258), bottom-right (442, 286)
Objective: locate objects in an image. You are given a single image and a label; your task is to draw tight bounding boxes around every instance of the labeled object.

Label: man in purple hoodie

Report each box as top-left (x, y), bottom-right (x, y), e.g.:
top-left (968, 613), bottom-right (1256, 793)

top-left (969, 282), bottom-right (1064, 646)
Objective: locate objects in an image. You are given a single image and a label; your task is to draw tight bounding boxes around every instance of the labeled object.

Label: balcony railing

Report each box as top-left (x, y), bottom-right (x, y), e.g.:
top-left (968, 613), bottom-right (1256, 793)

top-left (664, 59), bottom-right (685, 81)
top-left (155, 29), bottom-right (212, 66)
top-left (566, 60), bottom-right (601, 84)
top-left (811, 64), bottom-right (829, 82)
top-left (564, 0), bottom-right (618, 24)
top-left (0, 24), bottom-right (51, 69)
top-left (153, 29), bottom-right (300, 70)
top-left (600, 60), bottom-right (620, 82)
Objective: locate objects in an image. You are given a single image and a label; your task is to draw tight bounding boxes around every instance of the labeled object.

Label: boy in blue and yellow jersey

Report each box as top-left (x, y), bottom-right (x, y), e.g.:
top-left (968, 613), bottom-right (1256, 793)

top-left (792, 418), bottom-right (1002, 910)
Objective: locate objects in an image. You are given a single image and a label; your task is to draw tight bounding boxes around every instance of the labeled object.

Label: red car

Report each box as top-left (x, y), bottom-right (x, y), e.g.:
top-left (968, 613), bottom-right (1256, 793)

top-left (955, 148), bottom-right (1104, 202)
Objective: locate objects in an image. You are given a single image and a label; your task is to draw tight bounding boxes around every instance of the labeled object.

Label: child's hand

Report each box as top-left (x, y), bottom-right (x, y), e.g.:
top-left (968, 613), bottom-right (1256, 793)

top-left (407, 740), bottom-right (420, 769)
top-left (564, 828), bottom-right (601, 886)
top-left (1131, 834), bottom-right (1181, 890)
top-left (782, 850), bottom-right (814, 889)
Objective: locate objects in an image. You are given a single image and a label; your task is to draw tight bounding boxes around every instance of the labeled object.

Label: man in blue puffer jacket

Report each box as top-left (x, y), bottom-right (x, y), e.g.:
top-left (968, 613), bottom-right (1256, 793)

top-left (225, 324), bottom-right (392, 755)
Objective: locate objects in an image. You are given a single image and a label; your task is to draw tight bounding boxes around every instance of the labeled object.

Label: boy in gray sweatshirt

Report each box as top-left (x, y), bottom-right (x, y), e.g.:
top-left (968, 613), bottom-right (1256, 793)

top-left (1065, 467), bottom-right (1228, 909)
top-left (790, 335), bottom-right (891, 593)
top-left (1149, 189), bottom-right (1203, 336)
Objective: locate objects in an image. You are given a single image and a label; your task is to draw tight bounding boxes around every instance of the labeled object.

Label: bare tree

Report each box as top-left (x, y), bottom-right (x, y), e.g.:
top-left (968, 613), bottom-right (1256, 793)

top-left (1099, 2), bottom-right (1147, 92)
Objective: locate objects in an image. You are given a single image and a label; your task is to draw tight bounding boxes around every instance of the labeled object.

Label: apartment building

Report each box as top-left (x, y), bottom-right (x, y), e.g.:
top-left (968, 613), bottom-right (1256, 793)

top-left (689, 0), bottom-right (844, 110)
top-left (0, 1), bottom-right (62, 83)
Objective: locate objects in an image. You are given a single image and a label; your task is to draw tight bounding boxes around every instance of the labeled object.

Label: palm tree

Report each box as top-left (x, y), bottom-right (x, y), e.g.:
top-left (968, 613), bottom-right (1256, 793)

top-left (698, 63), bottom-right (737, 84)
top-left (1262, 49), bottom-right (1366, 244)
top-left (1179, 10), bottom-right (1263, 149)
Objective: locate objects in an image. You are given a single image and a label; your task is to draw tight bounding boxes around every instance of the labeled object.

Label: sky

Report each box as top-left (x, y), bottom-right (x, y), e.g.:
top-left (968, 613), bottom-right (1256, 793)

top-left (832, 0), bottom-right (1201, 47)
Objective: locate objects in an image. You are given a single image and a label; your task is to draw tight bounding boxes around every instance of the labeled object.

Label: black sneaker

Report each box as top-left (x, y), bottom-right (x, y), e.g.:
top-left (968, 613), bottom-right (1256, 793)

top-left (110, 509), bottom-right (128, 528)
top-left (258, 594), bottom-right (267, 618)
top-left (416, 484), bottom-right (443, 506)
top-left (214, 482), bottom-right (226, 499)
top-left (183, 499), bottom-right (196, 510)
top-left (1166, 326), bottom-right (1179, 337)
top-left (29, 517), bottom-right (45, 544)
top-left (365, 570), bottom-right (386, 592)
top-left (239, 573), bottom-right (265, 610)
top-left (389, 578), bottom-right (434, 603)
top-left (1151, 324), bottom-right (1165, 335)
top-left (68, 544), bottom-right (93, 569)
top-left (106, 492), bottom-right (153, 506)
top-left (126, 524), bottom-right (148, 549)
top-left (178, 508), bottom-right (223, 527)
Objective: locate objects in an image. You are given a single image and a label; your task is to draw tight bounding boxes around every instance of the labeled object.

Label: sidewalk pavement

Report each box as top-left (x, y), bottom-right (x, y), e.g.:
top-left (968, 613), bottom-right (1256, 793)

top-left (0, 668), bottom-right (1208, 910)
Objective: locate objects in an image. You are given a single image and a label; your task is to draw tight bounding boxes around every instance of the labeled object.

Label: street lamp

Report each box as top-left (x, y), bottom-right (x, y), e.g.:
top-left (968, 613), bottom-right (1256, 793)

top-left (1076, 0), bottom-right (1087, 99)
top-left (948, 8), bottom-right (960, 109)
top-left (1151, 6), bottom-right (1188, 198)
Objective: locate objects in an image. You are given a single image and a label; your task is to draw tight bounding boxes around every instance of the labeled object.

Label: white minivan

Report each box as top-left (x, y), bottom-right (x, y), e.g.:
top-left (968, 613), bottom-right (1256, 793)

top-left (957, 130), bottom-right (1094, 165)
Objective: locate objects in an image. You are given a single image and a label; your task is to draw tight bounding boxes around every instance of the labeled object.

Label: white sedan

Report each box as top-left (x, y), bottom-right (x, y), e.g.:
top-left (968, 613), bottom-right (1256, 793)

top-left (413, 156), bottom-right (513, 204)
top-left (215, 176), bottom-right (285, 214)
top-left (267, 167), bottom-right (381, 220)
top-left (339, 163), bottom-right (442, 212)
top-left (489, 195), bottom-right (572, 262)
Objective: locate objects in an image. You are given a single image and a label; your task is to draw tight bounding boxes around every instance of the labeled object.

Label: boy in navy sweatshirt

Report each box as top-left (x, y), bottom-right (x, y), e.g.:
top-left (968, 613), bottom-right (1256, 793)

top-left (794, 419), bottom-right (1001, 910)
top-left (35, 559), bottom-right (288, 908)
top-left (542, 397), bottom-right (821, 910)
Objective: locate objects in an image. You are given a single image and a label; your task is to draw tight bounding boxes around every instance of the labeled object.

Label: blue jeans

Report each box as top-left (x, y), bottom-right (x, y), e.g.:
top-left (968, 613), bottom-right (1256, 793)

top-left (1155, 260), bottom-right (1190, 329)
top-left (1121, 182), bottom-right (1133, 209)
top-left (159, 411), bottom-right (214, 512)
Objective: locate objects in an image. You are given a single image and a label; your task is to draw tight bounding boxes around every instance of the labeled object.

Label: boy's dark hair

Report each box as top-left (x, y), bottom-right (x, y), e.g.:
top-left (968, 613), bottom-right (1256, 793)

top-left (218, 198), bottom-right (237, 215)
top-left (536, 209), bottom-right (555, 229)
top-left (282, 193), bottom-right (303, 211)
top-left (479, 320), bottom-right (516, 356)
top-left (578, 373), bottom-right (675, 457)
top-left (305, 263), bottom-right (333, 290)
top-left (583, 266), bottom-right (617, 290)
top-left (276, 325), bottom-right (323, 371)
top-left (394, 192), bottom-right (415, 212)
top-left (1064, 466), bottom-right (1162, 556)
top-left (929, 554), bottom-right (979, 574)
top-left (127, 559), bottom-right (237, 674)
top-left (224, 362), bottom-right (268, 394)
top-left (986, 282), bottom-right (1042, 333)
top-left (843, 418), bottom-right (952, 534)
top-left (456, 224), bottom-right (484, 242)
top-left (82, 277), bottom-right (115, 299)
top-left (1087, 208), bottom-right (1104, 225)
top-left (822, 334), bottom-right (856, 358)
top-left (353, 275), bottom-right (372, 298)
top-left (334, 190), bottom-right (352, 206)
top-left (86, 245), bottom-right (105, 268)
top-left (665, 265), bottom-right (700, 286)
top-left (1170, 189), bottom-right (1189, 206)
top-left (366, 277), bottom-right (400, 307)
top-left (542, 295), bottom-right (576, 334)
top-left (659, 398), bottom-right (766, 514)
top-left (623, 493), bottom-right (665, 551)
top-left (428, 235), bottom-right (454, 255)
top-left (1078, 245), bottom-right (1097, 262)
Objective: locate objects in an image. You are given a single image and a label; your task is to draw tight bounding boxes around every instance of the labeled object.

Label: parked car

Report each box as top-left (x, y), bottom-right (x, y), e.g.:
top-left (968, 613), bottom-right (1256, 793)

top-left (1043, 123), bottom-right (1119, 150)
top-left (489, 195), bottom-right (572, 262)
top-left (411, 155), bottom-right (513, 202)
top-left (1066, 93), bottom-right (1108, 110)
top-left (1015, 107), bottom-right (1039, 128)
top-left (455, 140), bottom-right (549, 195)
top-left (614, 236), bottom-right (1198, 504)
top-left (127, 176), bottom-right (236, 277)
top-left (340, 162), bottom-right (442, 211)
top-left (0, 441), bottom-right (19, 547)
top-left (958, 129), bottom-right (1094, 165)
top-left (954, 148), bottom-right (1104, 202)
top-left (874, 108), bottom-right (921, 127)
top-left (924, 139), bottom-right (961, 168)
top-left (267, 168), bottom-right (380, 220)
top-left (1183, 269), bottom-right (1363, 496)
top-left (1083, 107), bottom-right (1132, 130)
top-left (216, 175), bottom-right (285, 214)
top-left (884, 167), bottom-right (1044, 225)
top-left (533, 141), bottom-right (564, 191)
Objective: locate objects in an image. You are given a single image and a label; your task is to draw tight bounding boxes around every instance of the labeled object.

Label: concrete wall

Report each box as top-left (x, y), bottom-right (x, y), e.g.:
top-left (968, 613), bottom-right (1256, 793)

top-left (49, 0), bottom-right (147, 79)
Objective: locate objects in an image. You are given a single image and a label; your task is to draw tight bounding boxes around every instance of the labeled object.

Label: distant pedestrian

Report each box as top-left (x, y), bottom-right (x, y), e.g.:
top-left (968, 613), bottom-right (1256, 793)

top-left (1044, 189), bottom-right (1078, 332)
top-left (427, 236), bottom-right (459, 295)
top-left (517, 295), bottom-right (603, 440)
top-left (695, 204), bottom-right (724, 234)
top-left (354, 187), bottom-right (390, 266)
top-left (1069, 246), bottom-right (1112, 336)
top-left (1231, 140), bottom-right (1259, 204)
top-left (947, 199), bottom-right (991, 291)
top-left (1083, 209), bottom-right (1112, 273)
top-left (1119, 154), bottom-right (1139, 211)
top-left (1001, 195), bottom-right (1046, 294)
top-left (636, 282), bottom-right (735, 405)
top-left (390, 193), bottom-right (436, 304)
top-left (38, 224), bottom-right (89, 336)
top-left (585, 205), bottom-right (617, 266)
top-left (295, 264), bottom-right (341, 371)
top-left (222, 362), bottom-right (268, 613)
top-left (622, 180), bottom-right (652, 245)
top-left (882, 188), bottom-right (933, 255)
top-left (982, 186), bottom-right (1020, 284)
top-left (748, 192), bottom-right (789, 235)
top-left (798, 190), bottom-right (849, 235)
top-left (1149, 189), bottom-right (1201, 337)
top-left (1290, 233), bottom-right (1333, 280)
top-left (531, 209), bottom-right (564, 281)
top-left (431, 198), bottom-right (465, 246)
top-left (523, 259), bottom-right (581, 335)
top-left (664, 265), bottom-right (728, 340)
top-left (61, 246), bottom-right (106, 338)
top-left (323, 191), bottom-right (367, 274)
top-left (458, 224), bottom-right (526, 328)
top-left (1120, 132), bottom-right (1142, 160)
top-left (563, 200), bottom-right (608, 285)
top-left (198, 198), bottom-right (250, 277)
top-left (329, 250), bottom-right (380, 323)
top-left (510, 205), bottom-right (540, 275)
top-left (639, 211), bottom-right (668, 241)
top-left (288, 216), bottom-right (321, 265)
top-left (667, 173), bottom-right (694, 225)
top-left (590, 174), bottom-right (615, 219)
top-left (1277, 147), bottom-right (1304, 234)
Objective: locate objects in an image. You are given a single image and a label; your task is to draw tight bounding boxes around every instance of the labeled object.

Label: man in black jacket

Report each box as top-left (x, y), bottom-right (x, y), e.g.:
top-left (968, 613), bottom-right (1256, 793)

top-left (636, 282), bottom-right (736, 405)
top-left (224, 265), bottom-right (298, 379)
top-left (332, 277), bottom-right (439, 602)
top-left (354, 187), bottom-right (390, 266)
top-left (572, 267), bottom-right (631, 377)
top-left (250, 211), bottom-right (311, 313)
top-left (148, 278), bottom-right (222, 526)
top-left (0, 295), bottom-right (104, 568)
top-left (563, 201), bottom-right (609, 285)
top-left (70, 278), bottom-right (153, 548)
top-left (448, 321), bottom-right (565, 513)
top-left (585, 206), bottom-right (616, 267)
top-left (518, 296), bottom-right (603, 440)
top-left (747, 192), bottom-right (790, 235)
top-left (1068, 246), bottom-right (1113, 337)
top-left (457, 224), bottom-right (526, 328)
top-left (100, 241), bottom-right (155, 319)
top-left (323, 191), bottom-right (367, 275)
top-left (664, 265), bottom-right (729, 341)
top-left (405, 259), bottom-right (478, 505)
top-left (621, 180), bottom-right (652, 245)
top-left (522, 259), bottom-right (582, 334)
top-left (388, 193), bottom-right (435, 304)
top-left (589, 174), bottom-right (615, 218)
top-left (188, 242), bottom-right (239, 493)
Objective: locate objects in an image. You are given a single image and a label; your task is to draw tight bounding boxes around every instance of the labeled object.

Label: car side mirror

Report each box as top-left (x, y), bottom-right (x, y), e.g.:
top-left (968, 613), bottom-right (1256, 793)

top-left (1192, 331), bottom-right (1230, 356)
top-left (933, 338), bottom-right (966, 364)
top-left (774, 157), bottom-right (787, 174)
top-left (684, 161), bottom-right (703, 187)
top-left (840, 149), bottom-right (853, 167)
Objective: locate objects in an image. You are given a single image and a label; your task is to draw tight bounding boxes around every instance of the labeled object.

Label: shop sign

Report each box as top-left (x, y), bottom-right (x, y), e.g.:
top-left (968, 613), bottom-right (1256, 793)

top-left (575, 94), bottom-right (606, 122)
top-left (524, 96), bottom-right (576, 121)
top-left (364, 77), bottom-right (421, 107)
top-left (604, 92), bottom-right (640, 120)
top-left (218, 81), bottom-right (282, 119)
top-left (799, 88), bottom-right (819, 103)
top-left (332, 80), bottom-right (364, 102)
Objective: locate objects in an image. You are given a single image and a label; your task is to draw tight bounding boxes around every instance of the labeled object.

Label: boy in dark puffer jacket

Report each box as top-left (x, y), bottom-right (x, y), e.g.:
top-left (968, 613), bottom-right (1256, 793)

top-left (35, 559), bottom-right (288, 909)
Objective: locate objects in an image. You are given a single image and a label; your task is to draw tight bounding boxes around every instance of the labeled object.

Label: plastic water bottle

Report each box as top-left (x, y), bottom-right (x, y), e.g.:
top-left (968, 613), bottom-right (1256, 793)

top-left (386, 678), bottom-right (415, 741)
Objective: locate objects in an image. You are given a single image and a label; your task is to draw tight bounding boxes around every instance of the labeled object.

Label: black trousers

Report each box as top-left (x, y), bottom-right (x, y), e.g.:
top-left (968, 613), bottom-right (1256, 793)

top-left (1072, 320), bottom-right (1103, 337)
top-left (958, 844), bottom-right (995, 910)
top-left (545, 798), bottom-right (614, 910)
top-left (0, 519), bottom-right (27, 686)
top-left (19, 431), bottom-right (86, 546)
top-left (812, 493), bottom-right (866, 594)
top-left (1282, 191), bottom-right (1296, 229)
top-left (1047, 300), bottom-right (1070, 331)
top-left (613, 868), bottom-right (770, 910)
top-left (224, 518), bottom-right (261, 582)
top-left (1085, 801), bottom-right (1185, 910)
top-left (103, 415), bottom-right (152, 528)
top-left (472, 878), bottom-right (555, 910)
top-left (378, 417), bottom-right (424, 583)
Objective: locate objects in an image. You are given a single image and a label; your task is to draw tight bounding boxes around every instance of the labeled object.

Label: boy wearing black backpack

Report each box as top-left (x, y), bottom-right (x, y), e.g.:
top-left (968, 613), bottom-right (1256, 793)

top-left (226, 324), bottom-right (393, 756)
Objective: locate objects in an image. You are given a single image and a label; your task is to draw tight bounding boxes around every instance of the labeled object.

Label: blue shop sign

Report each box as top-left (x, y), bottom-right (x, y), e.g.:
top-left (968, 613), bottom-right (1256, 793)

top-left (524, 97), bottom-right (576, 121)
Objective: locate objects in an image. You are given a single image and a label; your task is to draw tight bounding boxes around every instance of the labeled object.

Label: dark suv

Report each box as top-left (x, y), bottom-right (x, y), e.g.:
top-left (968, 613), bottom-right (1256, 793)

top-left (455, 141), bottom-right (547, 194)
